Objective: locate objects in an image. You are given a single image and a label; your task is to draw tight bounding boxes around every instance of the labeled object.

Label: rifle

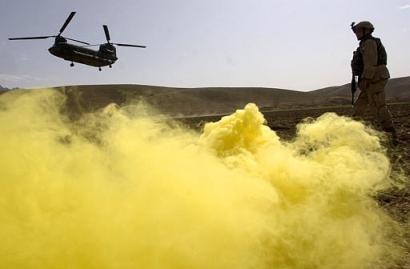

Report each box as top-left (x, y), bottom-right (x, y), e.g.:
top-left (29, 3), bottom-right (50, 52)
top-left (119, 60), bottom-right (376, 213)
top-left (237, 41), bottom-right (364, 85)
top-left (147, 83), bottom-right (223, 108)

top-left (351, 75), bottom-right (357, 105)
top-left (351, 46), bottom-right (362, 106)
top-left (350, 22), bottom-right (361, 106)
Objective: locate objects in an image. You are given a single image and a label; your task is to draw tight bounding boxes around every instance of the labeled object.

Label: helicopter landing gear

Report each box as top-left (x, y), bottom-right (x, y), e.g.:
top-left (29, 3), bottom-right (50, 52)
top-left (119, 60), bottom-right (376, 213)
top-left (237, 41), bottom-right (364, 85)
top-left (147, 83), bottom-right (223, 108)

top-left (98, 67), bottom-right (102, 71)
top-left (70, 62), bottom-right (74, 67)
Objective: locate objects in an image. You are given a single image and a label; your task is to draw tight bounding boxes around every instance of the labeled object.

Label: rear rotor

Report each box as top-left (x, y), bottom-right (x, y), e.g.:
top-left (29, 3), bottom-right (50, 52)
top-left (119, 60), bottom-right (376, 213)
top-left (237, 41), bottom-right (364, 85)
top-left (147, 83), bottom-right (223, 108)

top-left (102, 25), bottom-right (146, 48)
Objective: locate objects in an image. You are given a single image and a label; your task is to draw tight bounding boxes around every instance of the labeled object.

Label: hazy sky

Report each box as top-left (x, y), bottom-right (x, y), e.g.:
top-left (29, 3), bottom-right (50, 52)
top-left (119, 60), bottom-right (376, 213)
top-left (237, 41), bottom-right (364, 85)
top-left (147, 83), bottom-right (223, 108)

top-left (1, 0), bottom-right (409, 91)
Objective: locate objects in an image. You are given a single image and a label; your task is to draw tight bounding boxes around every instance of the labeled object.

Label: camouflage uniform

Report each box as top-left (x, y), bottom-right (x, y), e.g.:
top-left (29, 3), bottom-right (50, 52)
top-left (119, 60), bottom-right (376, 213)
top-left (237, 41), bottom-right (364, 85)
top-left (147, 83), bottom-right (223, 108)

top-left (350, 20), bottom-right (395, 136)
top-left (353, 36), bottom-right (394, 130)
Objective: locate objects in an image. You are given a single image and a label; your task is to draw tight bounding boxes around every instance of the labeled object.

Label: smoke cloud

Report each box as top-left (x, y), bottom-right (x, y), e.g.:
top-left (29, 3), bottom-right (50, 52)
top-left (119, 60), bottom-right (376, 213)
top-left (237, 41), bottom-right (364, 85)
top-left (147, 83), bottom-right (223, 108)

top-left (0, 89), bottom-right (405, 268)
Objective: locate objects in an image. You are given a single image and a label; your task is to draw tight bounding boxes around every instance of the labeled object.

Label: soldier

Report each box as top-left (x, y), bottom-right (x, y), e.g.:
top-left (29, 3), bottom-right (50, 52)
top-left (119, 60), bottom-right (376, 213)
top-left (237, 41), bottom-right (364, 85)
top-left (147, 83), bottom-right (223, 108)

top-left (350, 21), bottom-right (398, 145)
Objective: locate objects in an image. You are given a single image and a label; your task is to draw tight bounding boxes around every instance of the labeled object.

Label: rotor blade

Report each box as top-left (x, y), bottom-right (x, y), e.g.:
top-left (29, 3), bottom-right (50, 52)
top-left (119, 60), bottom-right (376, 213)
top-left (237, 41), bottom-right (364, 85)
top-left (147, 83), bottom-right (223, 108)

top-left (103, 25), bottom-right (110, 42)
top-left (79, 44), bottom-right (101, 47)
top-left (65, 37), bottom-right (90, 45)
top-left (59, 11), bottom-right (76, 35)
top-left (114, 43), bottom-right (146, 48)
top-left (9, 36), bottom-right (56, 40)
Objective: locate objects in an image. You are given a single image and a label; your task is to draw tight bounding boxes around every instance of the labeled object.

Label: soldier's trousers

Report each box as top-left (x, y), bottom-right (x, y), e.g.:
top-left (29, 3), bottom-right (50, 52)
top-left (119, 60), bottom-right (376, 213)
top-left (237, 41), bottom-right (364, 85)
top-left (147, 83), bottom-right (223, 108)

top-left (353, 79), bottom-right (394, 130)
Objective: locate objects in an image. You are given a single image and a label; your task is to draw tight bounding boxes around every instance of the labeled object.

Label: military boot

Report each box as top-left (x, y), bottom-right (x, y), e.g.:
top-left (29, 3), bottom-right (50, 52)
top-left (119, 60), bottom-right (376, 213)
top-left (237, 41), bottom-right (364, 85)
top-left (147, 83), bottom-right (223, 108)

top-left (383, 127), bottom-right (399, 147)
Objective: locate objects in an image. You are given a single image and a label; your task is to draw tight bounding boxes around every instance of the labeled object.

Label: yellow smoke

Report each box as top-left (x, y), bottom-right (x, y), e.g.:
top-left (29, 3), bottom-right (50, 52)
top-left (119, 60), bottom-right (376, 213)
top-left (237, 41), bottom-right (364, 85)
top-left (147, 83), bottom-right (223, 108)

top-left (0, 89), bottom-right (404, 268)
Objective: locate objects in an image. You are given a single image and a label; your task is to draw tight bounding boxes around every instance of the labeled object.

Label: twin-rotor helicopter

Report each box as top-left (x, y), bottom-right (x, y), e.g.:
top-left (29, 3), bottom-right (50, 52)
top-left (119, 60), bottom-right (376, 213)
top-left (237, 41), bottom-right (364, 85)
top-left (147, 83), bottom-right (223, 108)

top-left (9, 12), bottom-right (146, 71)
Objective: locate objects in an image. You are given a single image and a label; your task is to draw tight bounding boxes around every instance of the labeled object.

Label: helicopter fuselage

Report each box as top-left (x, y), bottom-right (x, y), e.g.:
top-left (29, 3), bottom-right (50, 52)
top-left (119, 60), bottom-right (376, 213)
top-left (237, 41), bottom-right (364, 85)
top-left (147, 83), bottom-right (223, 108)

top-left (9, 12), bottom-right (145, 69)
top-left (48, 41), bottom-right (118, 67)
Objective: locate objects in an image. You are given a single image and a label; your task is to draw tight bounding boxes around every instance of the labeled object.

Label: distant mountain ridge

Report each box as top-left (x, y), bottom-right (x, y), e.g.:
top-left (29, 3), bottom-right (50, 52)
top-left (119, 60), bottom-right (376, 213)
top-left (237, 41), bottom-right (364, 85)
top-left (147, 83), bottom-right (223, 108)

top-left (56, 84), bottom-right (312, 116)
top-left (309, 76), bottom-right (410, 105)
top-left (55, 76), bottom-right (410, 116)
top-left (2, 76), bottom-right (409, 116)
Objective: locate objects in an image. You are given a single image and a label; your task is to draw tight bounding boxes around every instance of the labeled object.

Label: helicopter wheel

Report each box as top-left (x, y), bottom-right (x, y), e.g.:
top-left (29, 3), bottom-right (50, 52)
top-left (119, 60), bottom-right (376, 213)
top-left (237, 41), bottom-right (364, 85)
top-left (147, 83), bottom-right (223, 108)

top-left (109, 65), bottom-right (112, 68)
top-left (98, 67), bottom-right (102, 71)
top-left (70, 62), bottom-right (74, 67)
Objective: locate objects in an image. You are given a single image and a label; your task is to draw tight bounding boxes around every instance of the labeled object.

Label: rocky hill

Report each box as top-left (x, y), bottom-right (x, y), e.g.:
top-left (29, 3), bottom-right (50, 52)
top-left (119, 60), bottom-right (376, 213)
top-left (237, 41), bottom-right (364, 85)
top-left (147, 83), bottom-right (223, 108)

top-left (55, 76), bottom-right (410, 116)
top-left (309, 76), bottom-right (410, 105)
top-left (2, 76), bottom-right (409, 116)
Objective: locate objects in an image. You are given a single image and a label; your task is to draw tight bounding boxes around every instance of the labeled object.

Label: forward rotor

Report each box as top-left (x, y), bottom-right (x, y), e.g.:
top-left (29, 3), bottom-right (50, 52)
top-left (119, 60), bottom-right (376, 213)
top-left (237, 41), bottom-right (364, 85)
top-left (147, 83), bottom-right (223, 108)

top-left (8, 12), bottom-right (90, 45)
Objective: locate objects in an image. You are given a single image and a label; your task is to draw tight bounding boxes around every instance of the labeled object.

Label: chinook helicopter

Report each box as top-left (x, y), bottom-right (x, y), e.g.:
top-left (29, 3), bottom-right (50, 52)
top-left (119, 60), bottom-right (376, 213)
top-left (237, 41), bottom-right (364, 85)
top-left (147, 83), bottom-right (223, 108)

top-left (8, 12), bottom-right (146, 71)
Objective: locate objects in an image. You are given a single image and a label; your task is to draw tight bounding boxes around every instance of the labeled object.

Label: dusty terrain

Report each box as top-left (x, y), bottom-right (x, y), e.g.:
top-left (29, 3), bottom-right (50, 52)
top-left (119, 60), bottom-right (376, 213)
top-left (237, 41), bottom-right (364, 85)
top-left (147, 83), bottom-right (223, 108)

top-left (22, 83), bottom-right (410, 227)
top-left (56, 84), bottom-right (410, 234)
top-left (265, 104), bottom-right (410, 266)
top-left (50, 83), bottom-right (410, 229)
top-left (181, 103), bottom-right (410, 194)
top-left (180, 103), bottom-right (410, 267)
top-left (1, 82), bottom-right (409, 266)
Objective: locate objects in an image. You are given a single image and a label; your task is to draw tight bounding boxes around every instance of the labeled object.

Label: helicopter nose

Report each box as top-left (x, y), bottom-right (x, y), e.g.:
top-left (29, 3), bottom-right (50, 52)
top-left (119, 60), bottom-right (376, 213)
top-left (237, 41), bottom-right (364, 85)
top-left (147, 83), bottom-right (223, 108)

top-left (48, 46), bottom-right (57, 56)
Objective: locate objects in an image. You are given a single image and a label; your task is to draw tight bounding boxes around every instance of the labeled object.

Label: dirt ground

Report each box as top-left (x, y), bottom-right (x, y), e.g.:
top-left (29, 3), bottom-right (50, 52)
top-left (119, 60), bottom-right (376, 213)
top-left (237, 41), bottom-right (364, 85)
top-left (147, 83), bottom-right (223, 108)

top-left (263, 104), bottom-right (410, 225)
top-left (180, 103), bottom-right (410, 267)
top-left (180, 103), bottom-right (409, 178)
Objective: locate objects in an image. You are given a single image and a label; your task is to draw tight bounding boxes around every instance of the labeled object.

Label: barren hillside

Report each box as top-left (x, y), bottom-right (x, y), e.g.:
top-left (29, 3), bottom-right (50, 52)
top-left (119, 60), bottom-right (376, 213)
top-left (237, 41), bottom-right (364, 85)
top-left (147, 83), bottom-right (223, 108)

top-left (3, 76), bottom-right (409, 116)
top-left (54, 76), bottom-right (409, 116)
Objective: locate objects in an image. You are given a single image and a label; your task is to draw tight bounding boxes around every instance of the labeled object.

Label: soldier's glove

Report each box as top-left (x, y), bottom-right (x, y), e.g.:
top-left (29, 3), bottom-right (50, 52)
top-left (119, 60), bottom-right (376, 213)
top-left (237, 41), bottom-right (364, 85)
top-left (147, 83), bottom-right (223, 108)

top-left (358, 79), bottom-right (370, 90)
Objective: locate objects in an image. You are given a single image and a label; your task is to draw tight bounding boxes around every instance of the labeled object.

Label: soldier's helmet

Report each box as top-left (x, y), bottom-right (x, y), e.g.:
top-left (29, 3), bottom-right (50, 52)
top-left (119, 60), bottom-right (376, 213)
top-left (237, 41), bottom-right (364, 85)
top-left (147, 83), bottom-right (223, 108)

top-left (351, 21), bottom-right (374, 32)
